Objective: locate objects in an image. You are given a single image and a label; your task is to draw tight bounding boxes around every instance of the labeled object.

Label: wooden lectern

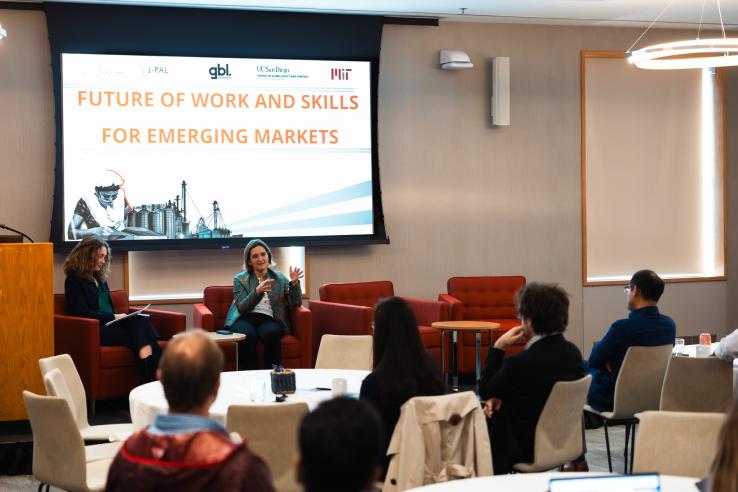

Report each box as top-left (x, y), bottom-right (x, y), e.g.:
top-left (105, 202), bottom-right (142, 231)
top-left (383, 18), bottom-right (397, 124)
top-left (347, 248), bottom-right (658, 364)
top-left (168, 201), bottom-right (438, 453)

top-left (0, 243), bottom-right (53, 421)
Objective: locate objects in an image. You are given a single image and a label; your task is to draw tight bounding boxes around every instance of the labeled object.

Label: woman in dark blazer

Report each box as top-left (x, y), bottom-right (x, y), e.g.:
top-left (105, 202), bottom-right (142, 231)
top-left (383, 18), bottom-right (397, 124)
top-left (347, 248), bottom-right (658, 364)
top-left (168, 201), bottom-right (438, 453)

top-left (479, 282), bottom-right (584, 474)
top-left (359, 297), bottom-right (446, 476)
top-left (64, 236), bottom-right (160, 382)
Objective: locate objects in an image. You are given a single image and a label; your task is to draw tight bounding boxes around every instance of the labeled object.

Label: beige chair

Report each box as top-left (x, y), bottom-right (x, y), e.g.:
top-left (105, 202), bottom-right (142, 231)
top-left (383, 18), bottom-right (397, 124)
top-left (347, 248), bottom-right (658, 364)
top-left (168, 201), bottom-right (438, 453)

top-left (23, 390), bottom-right (115, 492)
top-left (660, 356), bottom-right (734, 412)
top-left (227, 402), bottom-right (309, 492)
top-left (42, 370), bottom-right (125, 460)
top-left (314, 334), bottom-right (373, 370)
top-left (583, 344), bottom-right (673, 474)
top-left (633, 410), bottom-right (725, 478)
top-left (39, 354), bottom-right (133, 441)
top-left (513, 375), bottom-right (592, 472)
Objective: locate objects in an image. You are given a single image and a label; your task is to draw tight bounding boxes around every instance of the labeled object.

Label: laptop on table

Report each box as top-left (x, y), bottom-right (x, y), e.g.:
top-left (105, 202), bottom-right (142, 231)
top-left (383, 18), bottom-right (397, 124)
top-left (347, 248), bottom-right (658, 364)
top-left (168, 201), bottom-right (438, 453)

top-left (549, 473), bottom-right (660, 492)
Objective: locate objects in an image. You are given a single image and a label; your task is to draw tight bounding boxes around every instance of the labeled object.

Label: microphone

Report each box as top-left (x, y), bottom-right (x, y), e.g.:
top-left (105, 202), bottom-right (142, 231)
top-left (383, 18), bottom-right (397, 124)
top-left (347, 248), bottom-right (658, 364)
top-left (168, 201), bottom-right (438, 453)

top-left (0, 224), bottom-right (35, 243)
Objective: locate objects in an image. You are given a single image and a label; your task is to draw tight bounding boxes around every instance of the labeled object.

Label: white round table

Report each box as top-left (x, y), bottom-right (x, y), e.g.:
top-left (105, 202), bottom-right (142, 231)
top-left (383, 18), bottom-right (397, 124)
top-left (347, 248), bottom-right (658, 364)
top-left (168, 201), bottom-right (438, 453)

top-left (129, 368), bottom-right (368, 429)
top-left (404, 472), bottom-right (699, 491)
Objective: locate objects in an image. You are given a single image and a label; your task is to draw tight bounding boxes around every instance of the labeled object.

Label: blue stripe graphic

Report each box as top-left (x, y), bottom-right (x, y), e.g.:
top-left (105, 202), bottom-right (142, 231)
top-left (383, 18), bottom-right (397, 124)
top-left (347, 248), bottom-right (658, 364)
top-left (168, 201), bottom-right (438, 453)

top-left (234, 180), bottom-right (371, 224)
top-left (241, 210), bottom-right (372, 232)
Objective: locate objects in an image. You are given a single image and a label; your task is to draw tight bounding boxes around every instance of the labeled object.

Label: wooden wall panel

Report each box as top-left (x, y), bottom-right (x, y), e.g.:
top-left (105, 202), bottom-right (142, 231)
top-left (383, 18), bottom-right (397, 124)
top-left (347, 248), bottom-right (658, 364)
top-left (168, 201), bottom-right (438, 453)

top-left (0, 243), bottom-right (54, 421)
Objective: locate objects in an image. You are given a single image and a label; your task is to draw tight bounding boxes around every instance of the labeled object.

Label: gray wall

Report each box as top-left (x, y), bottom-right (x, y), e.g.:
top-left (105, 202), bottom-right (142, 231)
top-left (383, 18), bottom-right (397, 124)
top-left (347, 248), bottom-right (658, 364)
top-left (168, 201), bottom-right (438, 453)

top-left (1, 10), bottom-right (736, 354)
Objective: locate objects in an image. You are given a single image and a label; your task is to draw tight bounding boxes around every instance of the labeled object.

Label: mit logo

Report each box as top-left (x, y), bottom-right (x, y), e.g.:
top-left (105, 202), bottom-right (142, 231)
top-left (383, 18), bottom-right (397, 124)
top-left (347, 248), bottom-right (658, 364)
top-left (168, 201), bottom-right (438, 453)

top-left (331, 68), bottom-right (352, 80)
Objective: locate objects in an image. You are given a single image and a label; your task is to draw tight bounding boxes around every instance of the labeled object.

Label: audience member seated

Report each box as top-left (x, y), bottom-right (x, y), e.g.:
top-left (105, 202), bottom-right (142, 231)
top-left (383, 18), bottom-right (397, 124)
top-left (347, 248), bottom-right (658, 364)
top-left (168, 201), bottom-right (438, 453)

top-left (359, 297), bottom-right (446, 476)
top-left (64, 236), bottom-right (160, 382)
top-left (105, 331), bottom-right (275, 492)
top-left (715, 328), bottom-right (738, 362)
top-left (586, 269), bottom-right (676, 412)
top-left (698, 400), bottom-right (738, 492)
top-left (478, 282), bottom-right (584, 474)
top-left (224, 238), bottom-right (304, 369)
top-left (296, 397), bottom-right (383, 492)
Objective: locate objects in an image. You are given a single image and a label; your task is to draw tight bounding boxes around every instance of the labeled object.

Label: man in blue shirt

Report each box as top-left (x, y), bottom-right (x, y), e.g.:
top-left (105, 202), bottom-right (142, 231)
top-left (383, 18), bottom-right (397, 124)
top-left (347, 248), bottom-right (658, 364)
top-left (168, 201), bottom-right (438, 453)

top-left (106, 331), bottom-right (275, 492)
top-left (586, 269), bottom-right (676, 412)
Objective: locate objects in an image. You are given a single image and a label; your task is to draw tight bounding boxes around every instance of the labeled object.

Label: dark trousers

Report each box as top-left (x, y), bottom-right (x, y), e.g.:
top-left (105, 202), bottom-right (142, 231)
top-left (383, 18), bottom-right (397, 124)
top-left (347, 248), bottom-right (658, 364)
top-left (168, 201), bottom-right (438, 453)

top-left (586, 366), bottom-right (615, 412)
top-left (100, 315), bottom-right (161, 381)
top-left (488, 411), bottom-right (524, 475)
top-left (230, 313), bottom-right (282, 370)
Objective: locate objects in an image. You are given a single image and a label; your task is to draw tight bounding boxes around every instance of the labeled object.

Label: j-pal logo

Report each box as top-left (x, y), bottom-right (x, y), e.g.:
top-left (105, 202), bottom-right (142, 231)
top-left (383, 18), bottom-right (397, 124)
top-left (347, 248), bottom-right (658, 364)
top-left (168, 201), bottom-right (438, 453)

top-left (209, 63), bottom-right (231, 80)
top-left (331, 68), bottom-right (352, 81)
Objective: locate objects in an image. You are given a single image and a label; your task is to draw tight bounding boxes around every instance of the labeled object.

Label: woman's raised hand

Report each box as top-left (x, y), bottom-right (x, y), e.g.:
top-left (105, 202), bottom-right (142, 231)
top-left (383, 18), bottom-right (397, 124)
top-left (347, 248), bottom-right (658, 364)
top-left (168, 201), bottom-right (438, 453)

top-left (289, 266), bottom-right (304, 284)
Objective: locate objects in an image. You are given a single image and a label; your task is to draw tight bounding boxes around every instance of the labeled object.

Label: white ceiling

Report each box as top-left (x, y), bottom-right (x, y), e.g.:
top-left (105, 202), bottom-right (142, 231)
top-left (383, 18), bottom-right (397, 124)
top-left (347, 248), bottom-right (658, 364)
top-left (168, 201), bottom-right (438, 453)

top-left (5, 0), bottom-right (738, 30)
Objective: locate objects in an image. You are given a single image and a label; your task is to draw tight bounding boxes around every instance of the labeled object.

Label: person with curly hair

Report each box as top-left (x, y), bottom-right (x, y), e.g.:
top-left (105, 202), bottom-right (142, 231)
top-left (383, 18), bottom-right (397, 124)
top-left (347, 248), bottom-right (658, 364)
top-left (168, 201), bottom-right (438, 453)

top-left (64, 236), bottom-right (160, 381)
top-left (479, 282), bottom-right (584, 474)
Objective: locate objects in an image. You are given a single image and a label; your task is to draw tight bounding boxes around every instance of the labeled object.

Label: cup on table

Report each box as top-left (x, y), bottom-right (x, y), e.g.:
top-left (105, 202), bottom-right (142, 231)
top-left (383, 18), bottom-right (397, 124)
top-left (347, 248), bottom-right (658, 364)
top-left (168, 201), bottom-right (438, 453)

top-left (331, 377), bottom-right (347, 397)
top-left (674, 338), bottom-right (685, 355)
top-left (695, 344), bottom-right (711, 358)
top-left (700, 333), bottom-right (712, 346)
top-left (249, 382), bottom-right (265, 402)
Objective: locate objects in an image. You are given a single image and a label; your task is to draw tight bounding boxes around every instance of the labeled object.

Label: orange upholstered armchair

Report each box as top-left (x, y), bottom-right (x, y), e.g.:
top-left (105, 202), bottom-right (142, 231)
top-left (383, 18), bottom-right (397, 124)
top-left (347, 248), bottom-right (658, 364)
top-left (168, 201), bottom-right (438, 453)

top-left (54, 291), bottom-right (185, 405)
top-left (439, 276), bottom-right (526, 373)
top-left (309, 281), bottom-right (449, 367)
top-left (192, 285), bottom-right (312, 369)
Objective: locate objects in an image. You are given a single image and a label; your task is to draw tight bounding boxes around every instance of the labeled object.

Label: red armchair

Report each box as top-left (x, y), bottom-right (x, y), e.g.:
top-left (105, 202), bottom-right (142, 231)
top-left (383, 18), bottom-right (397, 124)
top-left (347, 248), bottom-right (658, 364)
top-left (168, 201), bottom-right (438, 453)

top-left (439, 276), bottom-right (526, 374)
top-left (309, 281), bottom-right (449, 367)
top-left (54, 291), bottom-right (185, 403)
top-left (192, 286), bottom-right (312, 369)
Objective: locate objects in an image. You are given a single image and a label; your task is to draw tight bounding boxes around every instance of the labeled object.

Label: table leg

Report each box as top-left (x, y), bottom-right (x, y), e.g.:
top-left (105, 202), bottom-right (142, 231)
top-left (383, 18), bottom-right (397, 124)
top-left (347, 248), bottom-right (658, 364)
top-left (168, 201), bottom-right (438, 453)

top-left (452, 330), bottom-right (459, 392)
top-left (234, 341), bottom-right (239, 371)
top-left (475, 331), bottom-right (482, 392)
top-left (440, 330), bottom-right (446, 387)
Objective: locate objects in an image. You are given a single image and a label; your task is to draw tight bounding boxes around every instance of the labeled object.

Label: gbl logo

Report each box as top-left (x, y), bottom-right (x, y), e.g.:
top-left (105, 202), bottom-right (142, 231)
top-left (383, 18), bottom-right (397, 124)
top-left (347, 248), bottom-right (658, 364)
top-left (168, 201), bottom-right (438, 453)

top-left (209, 64), bottom-right (231, 80)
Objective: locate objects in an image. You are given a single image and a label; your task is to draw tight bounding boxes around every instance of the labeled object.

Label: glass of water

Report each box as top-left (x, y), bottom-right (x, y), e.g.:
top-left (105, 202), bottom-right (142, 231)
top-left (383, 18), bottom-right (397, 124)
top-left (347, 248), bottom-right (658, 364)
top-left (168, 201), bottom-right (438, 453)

top-left (674, 338), bottom-right (685, 355)
top-left (249, 381), bottom-right (265, 402)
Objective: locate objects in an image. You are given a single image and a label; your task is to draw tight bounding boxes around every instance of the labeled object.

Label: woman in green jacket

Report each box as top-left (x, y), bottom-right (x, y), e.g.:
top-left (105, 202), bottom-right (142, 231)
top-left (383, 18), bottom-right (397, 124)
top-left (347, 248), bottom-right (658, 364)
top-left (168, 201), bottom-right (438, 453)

top-left (224, 239), bottom-right (303, 369)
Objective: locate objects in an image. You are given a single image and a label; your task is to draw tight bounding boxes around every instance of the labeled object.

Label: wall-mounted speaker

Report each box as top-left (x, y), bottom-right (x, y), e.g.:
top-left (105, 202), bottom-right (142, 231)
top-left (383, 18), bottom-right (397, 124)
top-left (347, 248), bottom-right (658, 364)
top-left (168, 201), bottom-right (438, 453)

top-left (439, 50), bottom-right (473, 70)
top-left (491, 57), bottom-right (510, 126)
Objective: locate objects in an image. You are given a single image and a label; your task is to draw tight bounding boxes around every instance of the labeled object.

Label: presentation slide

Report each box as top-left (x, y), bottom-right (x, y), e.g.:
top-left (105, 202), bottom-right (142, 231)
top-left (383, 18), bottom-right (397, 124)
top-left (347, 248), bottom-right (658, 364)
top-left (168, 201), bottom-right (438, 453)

top-left (61, 53), bottom-right (373, 242)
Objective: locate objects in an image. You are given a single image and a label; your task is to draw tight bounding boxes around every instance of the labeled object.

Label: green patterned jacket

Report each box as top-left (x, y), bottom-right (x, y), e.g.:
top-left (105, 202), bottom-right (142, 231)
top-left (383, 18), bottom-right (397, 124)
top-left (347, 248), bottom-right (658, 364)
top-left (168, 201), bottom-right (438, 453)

top-left (224, 268), bottom-right (301, 334)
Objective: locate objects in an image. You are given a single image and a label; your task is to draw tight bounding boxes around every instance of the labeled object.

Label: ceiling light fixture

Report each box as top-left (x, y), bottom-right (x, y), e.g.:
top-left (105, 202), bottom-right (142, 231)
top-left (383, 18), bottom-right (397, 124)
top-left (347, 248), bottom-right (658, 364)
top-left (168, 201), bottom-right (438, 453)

top-left (626, 0), bottom-right (738, 69)
top-left (0, 24), bottom-right (7, 40)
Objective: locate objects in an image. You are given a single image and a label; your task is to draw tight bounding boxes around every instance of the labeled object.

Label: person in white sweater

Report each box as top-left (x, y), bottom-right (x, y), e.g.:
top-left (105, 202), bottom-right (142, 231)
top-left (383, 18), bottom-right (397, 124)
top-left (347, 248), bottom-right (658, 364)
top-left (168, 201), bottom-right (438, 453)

top-left (715, 329), bottom-right (738, 362)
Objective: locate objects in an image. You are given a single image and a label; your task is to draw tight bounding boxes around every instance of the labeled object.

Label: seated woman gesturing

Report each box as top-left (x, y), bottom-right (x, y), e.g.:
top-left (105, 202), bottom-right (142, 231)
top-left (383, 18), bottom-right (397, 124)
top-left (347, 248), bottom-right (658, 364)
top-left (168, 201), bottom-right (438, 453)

top-left (224, 239), bottom-right (303, 370)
